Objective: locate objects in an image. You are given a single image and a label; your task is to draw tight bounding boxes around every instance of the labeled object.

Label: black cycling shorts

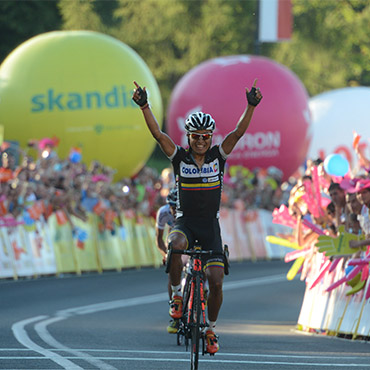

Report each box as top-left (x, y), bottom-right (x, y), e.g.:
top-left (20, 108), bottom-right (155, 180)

top-left (169, 217), bottom-right (224, 270)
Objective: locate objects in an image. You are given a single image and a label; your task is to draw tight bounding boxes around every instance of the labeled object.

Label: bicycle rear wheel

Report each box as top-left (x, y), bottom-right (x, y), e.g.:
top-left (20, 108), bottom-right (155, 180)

top-left (190, 275), bottom-right (201, 370)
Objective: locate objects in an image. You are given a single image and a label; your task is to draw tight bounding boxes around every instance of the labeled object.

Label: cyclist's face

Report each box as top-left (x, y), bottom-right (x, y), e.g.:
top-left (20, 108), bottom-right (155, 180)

top-left (188, 130), bottom-right (212, 155)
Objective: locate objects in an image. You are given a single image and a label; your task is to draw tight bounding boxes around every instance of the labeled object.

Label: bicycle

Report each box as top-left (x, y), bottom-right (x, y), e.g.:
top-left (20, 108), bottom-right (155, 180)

top-left (165, 243), bottom-right (229, 370)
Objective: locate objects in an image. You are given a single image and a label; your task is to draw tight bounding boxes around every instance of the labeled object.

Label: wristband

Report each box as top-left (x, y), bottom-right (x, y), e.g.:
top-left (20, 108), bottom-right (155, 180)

top-left (140, 103), bottom-right (150, 111)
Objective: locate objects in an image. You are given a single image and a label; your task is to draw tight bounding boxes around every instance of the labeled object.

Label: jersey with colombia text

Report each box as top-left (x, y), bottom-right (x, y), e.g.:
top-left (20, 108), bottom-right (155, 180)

top-left (169, 145), bottom-right (227, 219)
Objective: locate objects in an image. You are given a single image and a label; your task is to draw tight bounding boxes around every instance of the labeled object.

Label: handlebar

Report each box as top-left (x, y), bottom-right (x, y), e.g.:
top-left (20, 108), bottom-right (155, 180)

top-left (171, 249), bottom-right (224, 256)
top-left (165, 245), bottom-right (230, 275)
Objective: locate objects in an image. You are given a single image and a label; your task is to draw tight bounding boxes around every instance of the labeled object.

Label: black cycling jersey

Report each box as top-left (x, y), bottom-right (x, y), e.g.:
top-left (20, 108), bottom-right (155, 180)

top-left (169, 145), bottom-right (227, 219)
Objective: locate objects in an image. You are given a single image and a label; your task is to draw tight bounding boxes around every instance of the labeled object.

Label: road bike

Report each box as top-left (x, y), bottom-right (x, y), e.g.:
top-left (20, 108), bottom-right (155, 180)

top-left (166, 243), bottom-right (229, 370)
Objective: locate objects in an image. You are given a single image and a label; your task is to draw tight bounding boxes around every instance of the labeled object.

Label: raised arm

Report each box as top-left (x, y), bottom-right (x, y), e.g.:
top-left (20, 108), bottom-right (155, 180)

top-left (221, 79), bottom-right (262, 156)
top-left (132, 81), bottom-right (176, 158)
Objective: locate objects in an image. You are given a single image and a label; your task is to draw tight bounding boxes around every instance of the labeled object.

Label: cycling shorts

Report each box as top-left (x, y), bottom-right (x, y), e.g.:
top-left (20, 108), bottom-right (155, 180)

top-left (169, 217), bottom-right (224, 270)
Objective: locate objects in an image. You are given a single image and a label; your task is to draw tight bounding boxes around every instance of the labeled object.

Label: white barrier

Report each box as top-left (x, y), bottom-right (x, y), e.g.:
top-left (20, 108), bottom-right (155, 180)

top-left (296, 252), bottom-right (370, 340)
top-left (0, 208), bottom-right (287, 280)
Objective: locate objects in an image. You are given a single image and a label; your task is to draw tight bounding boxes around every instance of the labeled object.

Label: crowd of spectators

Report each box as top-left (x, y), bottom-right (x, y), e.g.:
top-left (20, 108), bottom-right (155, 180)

top-left (278, 135), bottom-right (370, 275)
top-left (0, 137), bottom-right (290, 231)
top-left (1, 133), bottom-right (370, 245)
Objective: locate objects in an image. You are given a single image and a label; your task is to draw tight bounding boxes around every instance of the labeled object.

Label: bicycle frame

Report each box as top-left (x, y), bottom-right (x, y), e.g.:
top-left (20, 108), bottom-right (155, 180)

top-left (187, 258), bottom-right (206, 323)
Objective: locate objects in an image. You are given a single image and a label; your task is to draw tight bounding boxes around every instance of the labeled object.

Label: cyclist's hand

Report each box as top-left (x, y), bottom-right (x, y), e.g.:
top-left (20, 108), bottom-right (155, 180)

top-left (246, 79), bottom-right (262, 107)
top-left (316, 226), bottom-right (365, 256)
top-left (132, 81), bottom-right (148, 107)
top-left (162, 255), bottom-right (167, 265)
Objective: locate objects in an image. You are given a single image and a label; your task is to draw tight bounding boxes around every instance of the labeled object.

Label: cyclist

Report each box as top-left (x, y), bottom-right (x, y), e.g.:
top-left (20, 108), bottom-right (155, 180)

top-left (156, 188), bottom-right (177, 263)
top-left (132, 80), bottom-right (262, 354)
top-left (155, 188), bottom-right (180, 334)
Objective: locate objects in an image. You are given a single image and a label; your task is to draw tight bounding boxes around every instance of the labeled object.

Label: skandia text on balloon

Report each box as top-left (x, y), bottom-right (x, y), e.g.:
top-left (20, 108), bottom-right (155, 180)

top-left (30, 85), bottom-right (137, 112)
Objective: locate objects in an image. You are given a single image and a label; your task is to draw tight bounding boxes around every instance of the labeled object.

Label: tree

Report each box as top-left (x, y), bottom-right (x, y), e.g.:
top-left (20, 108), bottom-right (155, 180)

top-left (58, 0), bottom-right (105, 32)
top-left (111, 0), bottom-right (258, 107)
top-left (271, 0), bottom-right (370, 96)
top-left (0, 0), bottom-right (62, 64)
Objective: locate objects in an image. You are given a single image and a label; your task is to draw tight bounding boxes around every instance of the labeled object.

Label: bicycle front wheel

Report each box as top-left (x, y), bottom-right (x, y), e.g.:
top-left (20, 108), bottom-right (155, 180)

top-left (190, 275), bottom-right (201, 370)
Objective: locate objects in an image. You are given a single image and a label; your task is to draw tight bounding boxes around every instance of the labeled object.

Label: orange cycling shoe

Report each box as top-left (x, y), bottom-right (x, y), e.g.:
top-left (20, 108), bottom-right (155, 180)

top-left (205, 330), bottom-right (219, 354)
top-left (169, 296), bottom-right (183, 319)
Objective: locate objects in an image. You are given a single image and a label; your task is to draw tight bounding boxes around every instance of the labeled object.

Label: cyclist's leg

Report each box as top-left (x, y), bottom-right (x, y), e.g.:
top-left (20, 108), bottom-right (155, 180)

top-left (200, 218), bottom-right (224, 322)
top-left (205, 266), bottom-right (224, 322)
top-left (167, 222), bottom-right (193, 319)
top-left (200, 218), bottom-right (224, 354)
top-left (167, 230), bottom-right (188, 286)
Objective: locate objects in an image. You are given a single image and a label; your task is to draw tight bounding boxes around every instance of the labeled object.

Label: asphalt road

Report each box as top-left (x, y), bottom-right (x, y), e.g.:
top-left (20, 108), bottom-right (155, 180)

top-left (1, 260), bottom-right (370, 370)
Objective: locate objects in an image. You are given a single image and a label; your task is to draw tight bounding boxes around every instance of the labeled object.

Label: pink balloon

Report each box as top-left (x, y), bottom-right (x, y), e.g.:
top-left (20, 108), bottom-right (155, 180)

top-left (167, 55), bottom-right (311, 181)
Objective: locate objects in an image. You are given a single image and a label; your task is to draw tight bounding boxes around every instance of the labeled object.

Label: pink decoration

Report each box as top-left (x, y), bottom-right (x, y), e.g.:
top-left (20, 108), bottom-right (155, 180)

top-left (366, 283), bottom-right (370, 300)
top-left (348, 258), bottom-right (370, 266)
top-left (346, 265), bottom-right (363, 281)
top-left (311, 166), bottom-right (325, 216)
top-left (272, 205), bottom-right (297, 229)
top-left (38, 138), bottom-right (56, 150)
top-left (91, 174), bottom-right (110, 183)
top-left (302, 180), bottom-right (320, 218)
top-left (0, 216), bottom-right (24, 228)
top-left (320, 196), bottom-right (331, 208)
top-left (326, 264), bottom-right (363, 292)
top-left (353, 131), bottom-right (361, 150)
top-left (319, 174), bottom-right (331, 191)
top-left (284, 247), bottom-right (311, 263)
top-left (326, 276), bottom-right (348, 292)
top-left (309, 259), bottom-right (331, 290)
top-left (329, 258), bottom-right (341, 273)
top-left (272, 204), bottom-right (311, 234)
top-left (301, 219), bottom-right (325, 235)
top-left (361, 264), bottom-right (369, 281)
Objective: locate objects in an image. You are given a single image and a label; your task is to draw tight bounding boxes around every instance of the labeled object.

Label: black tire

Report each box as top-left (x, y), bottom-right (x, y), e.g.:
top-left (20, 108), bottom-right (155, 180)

top-left (165, 248), bottom-right (172, 274)
top-left (190, 275), bottom-right (201, 370)
top-left (182, 274), bottom-right (192, 350)
top-left (177, 330), bottom-right (184, 346)
top-left (182, 274), bottom-right (192, 315)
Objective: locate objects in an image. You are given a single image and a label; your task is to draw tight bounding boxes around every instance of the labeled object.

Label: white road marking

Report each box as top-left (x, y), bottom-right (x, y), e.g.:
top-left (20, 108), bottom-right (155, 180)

top-left (11, 316), bottom-right (83, 370)
top-left (15, 273), bottom-right (363, 369)
top-left (35, 317), bottom-right (117, 370)
top-left (1, 348), bottom-right (369, 361)
top-left (224, 273), bottom-right (287, 289)
top-left (53, 348), bottom-right (370, 360)
top-left (1, 355), bottom-right (370, 367)
top-left (56, 292), bottom-right (168, 316)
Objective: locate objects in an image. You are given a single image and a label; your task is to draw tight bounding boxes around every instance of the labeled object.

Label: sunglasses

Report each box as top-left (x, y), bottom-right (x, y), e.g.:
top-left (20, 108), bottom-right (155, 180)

top-left (189, 133), bottom-right (213, 140)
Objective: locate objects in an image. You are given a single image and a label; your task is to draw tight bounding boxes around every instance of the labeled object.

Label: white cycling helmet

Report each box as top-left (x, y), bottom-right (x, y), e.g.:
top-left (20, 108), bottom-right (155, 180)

top-left (166, 188), bottom-right (177, 206)
top-left (185, 112), bottom-right (215, 132)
